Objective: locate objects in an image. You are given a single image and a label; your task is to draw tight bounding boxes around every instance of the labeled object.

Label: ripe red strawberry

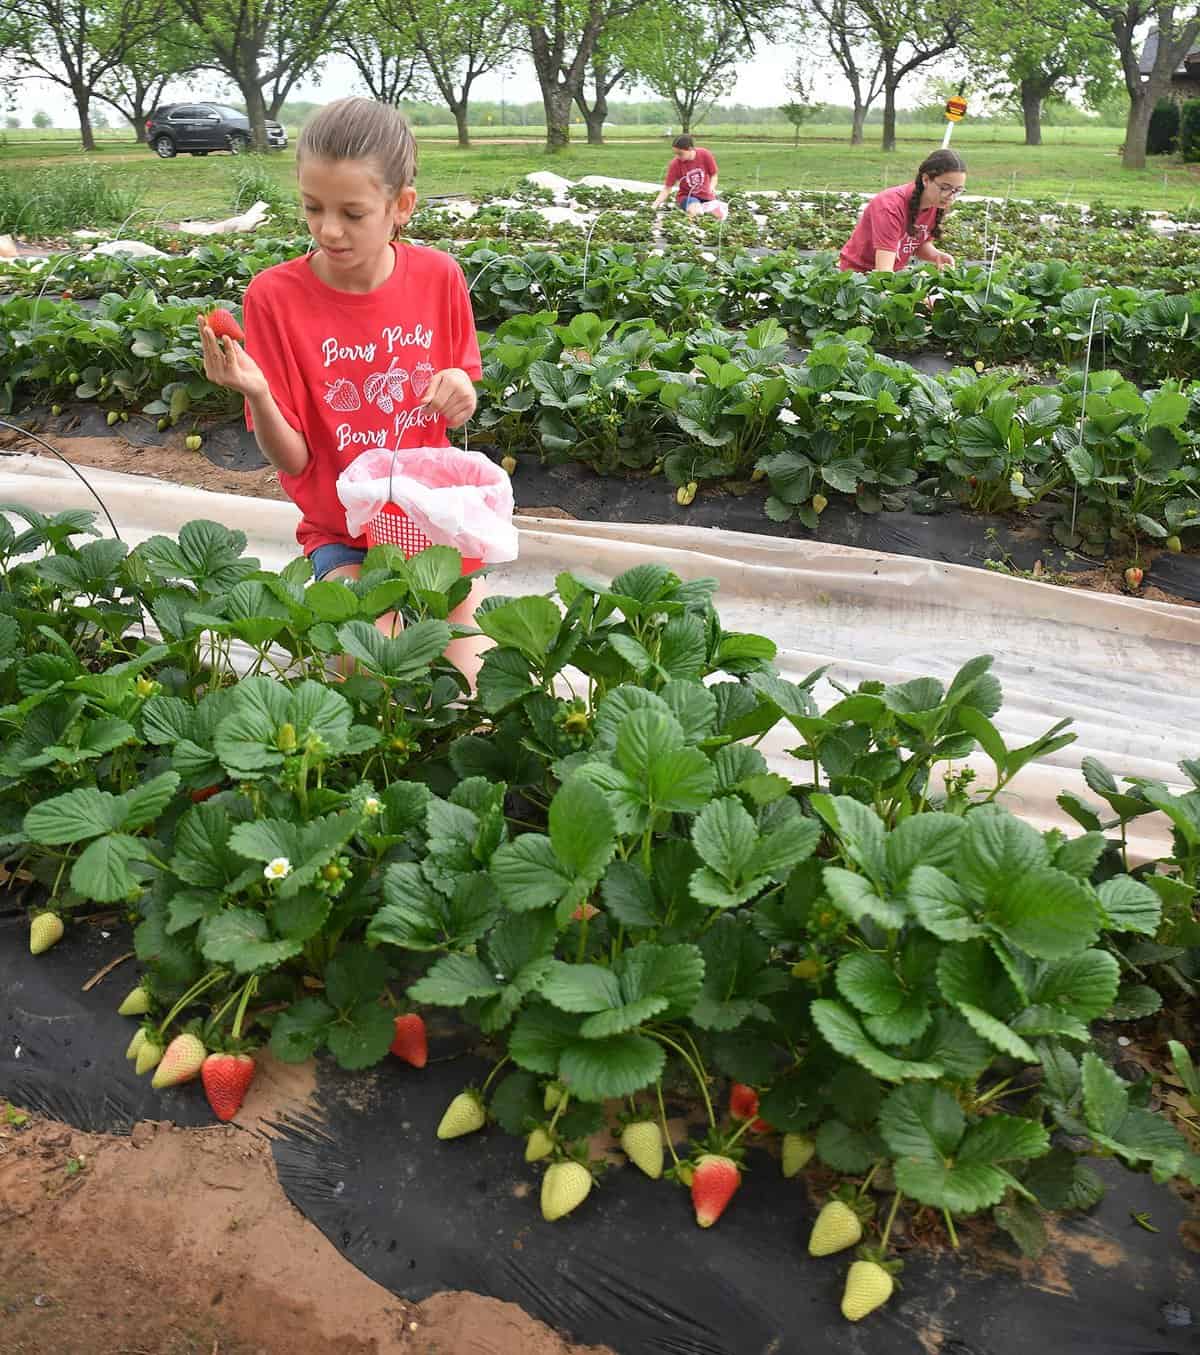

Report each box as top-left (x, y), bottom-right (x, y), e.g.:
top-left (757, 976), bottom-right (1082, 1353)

top-left (189, 784), bottom-right (222, 803)
top-left (729, 1083), bottom-right (772, 1133)
top-left (151, 1032), bottom-right (206, 1088)
top-left (205, 307), bottom-right (245, 343)
top-left (691, 1154), bottom-right (740, 1227)
top-left (201, 1052), bottom-right (256, 1121)
top-left (389, 1013), bottom-right (428, 1068)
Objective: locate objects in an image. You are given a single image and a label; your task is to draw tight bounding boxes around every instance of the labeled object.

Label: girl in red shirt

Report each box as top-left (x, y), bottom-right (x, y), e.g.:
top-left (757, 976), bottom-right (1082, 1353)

top-left (197, 98), bottom-right (487, 677)
top-left (839, 148), bottom-right (966, 274)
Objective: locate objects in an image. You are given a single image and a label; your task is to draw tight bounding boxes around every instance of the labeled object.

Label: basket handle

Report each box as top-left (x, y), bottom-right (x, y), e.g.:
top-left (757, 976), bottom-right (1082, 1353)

top-left (385, 417), bottom-right (470, 507)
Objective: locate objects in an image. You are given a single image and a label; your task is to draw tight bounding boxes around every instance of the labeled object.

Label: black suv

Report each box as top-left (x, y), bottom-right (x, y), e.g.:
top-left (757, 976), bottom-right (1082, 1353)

top-left (145, 103), bottom-right (288, 158)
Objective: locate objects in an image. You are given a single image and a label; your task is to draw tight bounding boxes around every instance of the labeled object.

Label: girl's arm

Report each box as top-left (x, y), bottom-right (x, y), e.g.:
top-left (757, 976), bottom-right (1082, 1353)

top-left (915, 240), bottom-right (954, 267)
top-left (199, 317), bottom-right (310, 476)
top-left (873, 249), bottom-right (897, 271)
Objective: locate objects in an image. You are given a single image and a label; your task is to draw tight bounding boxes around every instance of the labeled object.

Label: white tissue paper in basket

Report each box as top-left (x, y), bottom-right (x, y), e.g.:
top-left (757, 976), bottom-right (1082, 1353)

top-left (336, 447), bottom-right (519, 563)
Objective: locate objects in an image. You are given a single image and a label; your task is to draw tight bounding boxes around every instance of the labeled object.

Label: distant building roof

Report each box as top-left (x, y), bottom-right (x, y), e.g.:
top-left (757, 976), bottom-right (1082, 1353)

top-left (1140, 29), bottom-right (1200, 77)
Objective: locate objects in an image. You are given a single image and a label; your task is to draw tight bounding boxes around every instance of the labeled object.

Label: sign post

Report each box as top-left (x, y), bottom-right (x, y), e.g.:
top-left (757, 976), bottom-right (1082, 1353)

top-left (942, 94), bottom-right (968, 147)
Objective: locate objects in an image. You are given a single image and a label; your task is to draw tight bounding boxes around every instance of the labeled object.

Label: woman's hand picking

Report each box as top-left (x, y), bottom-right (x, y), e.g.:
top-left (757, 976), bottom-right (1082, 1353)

top-left (420, 368), bottom-right (478, 429)
top-left (197, 315), bottom-right (269, 400)
top-left (934, 250), bottom-right (955, 271)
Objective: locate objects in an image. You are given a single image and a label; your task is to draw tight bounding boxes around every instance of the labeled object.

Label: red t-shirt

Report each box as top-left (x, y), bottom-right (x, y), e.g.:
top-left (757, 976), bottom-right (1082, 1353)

top-left (839, 184), bottom-right (938, 272)
top-left (244, 242), bottom-right (483, 553)
top-left (665, 148), bottom-right (718, 203)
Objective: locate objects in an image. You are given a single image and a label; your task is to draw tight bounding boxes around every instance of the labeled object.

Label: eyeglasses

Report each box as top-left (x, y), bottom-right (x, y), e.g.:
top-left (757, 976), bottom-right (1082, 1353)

top-left (933, 182), bottom-right (964, 198)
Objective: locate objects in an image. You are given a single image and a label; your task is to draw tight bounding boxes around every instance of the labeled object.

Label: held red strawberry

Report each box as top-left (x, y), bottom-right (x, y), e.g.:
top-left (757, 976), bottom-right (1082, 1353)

top-left (151, 1032), bottom-right (207, 1089)
top-left (541, 1160), bottom-right (593, 1221)
top-left (841, 1260), bottom-right (894, 1321)
top-left (204, 307), bottom-right (245, 343)
top-left (201, 1052), bottom-right (256, 1121)
top-left (389, 1013), bottom-right (428, 1068)
top-left (691, 1154), bottom-right (740, 1227)
top-left (620, 1121), bottom-right (664, 1179)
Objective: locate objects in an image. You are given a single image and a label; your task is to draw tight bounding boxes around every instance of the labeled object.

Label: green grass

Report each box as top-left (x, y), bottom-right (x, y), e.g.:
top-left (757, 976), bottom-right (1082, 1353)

top-left (2, 119), bottom-right (1198, 228)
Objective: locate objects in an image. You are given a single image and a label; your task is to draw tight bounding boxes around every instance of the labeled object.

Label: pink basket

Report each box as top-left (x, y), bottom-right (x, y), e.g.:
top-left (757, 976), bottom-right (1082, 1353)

top-left (363, 502), bottom-right (482, 574)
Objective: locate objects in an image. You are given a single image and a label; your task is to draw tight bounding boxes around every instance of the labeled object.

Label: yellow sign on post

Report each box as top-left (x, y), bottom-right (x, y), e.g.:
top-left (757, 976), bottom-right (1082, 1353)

top-left (945, 96), bottom-right (968, 122)
top-left (942, 95), bottom-right (968, 146)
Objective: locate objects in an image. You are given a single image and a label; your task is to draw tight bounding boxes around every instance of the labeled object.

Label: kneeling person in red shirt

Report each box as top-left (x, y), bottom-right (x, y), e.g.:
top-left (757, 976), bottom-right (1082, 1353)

top-left (839, 148), bottom-right (965, 274)
top-left (652, 135), bottom-right (719, 219)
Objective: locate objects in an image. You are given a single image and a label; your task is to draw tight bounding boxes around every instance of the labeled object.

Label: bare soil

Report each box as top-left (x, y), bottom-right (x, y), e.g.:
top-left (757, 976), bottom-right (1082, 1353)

top-left (0, 1062), bottom-right (614, 1355)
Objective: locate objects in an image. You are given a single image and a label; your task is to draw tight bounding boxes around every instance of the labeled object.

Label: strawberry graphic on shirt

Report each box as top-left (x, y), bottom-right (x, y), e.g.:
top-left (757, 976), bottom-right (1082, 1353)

top-left (364, 358), bottom-right (409, 414)
top-left (324, 378), bottom-right (360, 412)
top-left (411, 361), bottom-right (434, 399)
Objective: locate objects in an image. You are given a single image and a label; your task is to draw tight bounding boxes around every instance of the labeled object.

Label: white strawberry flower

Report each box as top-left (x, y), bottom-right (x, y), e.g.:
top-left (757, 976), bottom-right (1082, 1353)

top-left (820, 393), bottom-right (833, 404)
top-left (778, 408), bottom-right (800, 424)
top-left (264, 857), bottom-right (291, 881)
top-left (364, 796), bottom-right (382, 816)
top-left (1053, 327), bottom-right (1062, 336)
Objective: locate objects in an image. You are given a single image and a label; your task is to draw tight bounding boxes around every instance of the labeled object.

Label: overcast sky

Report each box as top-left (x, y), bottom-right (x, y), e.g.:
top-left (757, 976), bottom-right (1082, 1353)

top-left (9, 44), bottom-right (877, 125)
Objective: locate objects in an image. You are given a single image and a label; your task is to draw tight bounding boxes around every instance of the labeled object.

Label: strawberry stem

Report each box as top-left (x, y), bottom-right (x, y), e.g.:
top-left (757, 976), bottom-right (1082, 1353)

top-left (942, 1206), bottom-right (959, 1250)
top-left (858, 1160), bottom-right (882, 1198)
top-left (654, 1079), bottom-right (681, 1167)
top-left (231, 976), bottom-right (259, 1042)
top-left (650, 1031), bottom-right (714, 1128)
top-left (546, 1090), bottom-right (570, 1138)
top-left (158, 969), bottom-right (226, 1036)
top-left (722, 1115), bottom-right (755, 1153)
top-left (879, 1190), bottom-right (904, 1253)
top-left (480, 1055), bottom-right (510, 1097)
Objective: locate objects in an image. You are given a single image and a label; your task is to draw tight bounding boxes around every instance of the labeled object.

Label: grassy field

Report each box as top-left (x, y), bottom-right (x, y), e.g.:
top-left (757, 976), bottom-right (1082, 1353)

top-left (2, 119), bottom-right (1199, 225)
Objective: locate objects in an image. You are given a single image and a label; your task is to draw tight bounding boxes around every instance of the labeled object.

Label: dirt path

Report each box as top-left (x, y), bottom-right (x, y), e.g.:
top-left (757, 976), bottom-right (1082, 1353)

top-left (0, 1093), bottom-right (615, 1355)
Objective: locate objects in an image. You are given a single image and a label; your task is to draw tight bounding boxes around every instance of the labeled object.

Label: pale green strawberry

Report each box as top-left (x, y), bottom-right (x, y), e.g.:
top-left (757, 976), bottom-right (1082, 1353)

top-left (151, 1032), bottom-right (206, 1088)
top-left (436, 1090), bottom-right (485, 1140)
top-left (29, 913), bottom-right (64, 955)
top-left (118, 985), bottom-right (151, 1017)
top-left (135, 1037), bottom-right (164, 1076)
top-left (808, 1200), bottom-right (863, 1256)
top-left (525, 1127), bottom-right (555, 1162)
top-left (782, 1132), bottom-right (815, 1178)
top-left (543, 1082), bottom-right (565, 1113)
top-left (842, 1260), bottom-right (894, 1321)
top-left (125, 1028), bottom-right (147, 1061)
top-left (541, 1161), bottom-right (592, 1221)
top-left (620, 1121), bottom-right (664, 1179)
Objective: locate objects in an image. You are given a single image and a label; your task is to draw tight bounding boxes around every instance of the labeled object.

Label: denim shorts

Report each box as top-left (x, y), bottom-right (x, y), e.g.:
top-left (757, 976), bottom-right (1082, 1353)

top-left (680, 196), bottom-right (706, 211)
top-left (309, 542), bottom-right (367, 580)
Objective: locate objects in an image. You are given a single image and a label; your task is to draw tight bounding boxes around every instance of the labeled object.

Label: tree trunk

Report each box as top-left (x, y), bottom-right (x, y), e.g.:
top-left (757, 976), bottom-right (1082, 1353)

top-left (542, 84), bottom-right (574, 151)
top-left (1122, 86), bottom-right (1154, 170)
top-left (73, 86), bottom-right (96, 151)
top-left (880, 65), bottom-right (897, 152)
top-left (242, 76), bottom-right (269, 151)
top-left (1020, 80), bottom-right (1043, 147)
top-left (850, 103), bottom-right (866, 145)
top-left (453, 102), bottom-right (470, 148)
top-left (584, 89), bottom-right (606, 145)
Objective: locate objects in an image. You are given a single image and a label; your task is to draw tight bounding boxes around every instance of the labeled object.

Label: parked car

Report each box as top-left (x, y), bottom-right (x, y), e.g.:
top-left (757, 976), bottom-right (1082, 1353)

top-left (144, 104), bottom-right (288, 158)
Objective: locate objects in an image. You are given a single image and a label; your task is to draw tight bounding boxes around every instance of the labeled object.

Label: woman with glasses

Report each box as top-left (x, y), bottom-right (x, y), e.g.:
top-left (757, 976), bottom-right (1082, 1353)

top-left (838, 149), bottom-right (966, 274)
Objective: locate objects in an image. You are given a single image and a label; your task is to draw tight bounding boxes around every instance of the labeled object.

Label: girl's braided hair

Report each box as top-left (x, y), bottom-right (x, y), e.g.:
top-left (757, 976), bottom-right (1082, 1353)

top-left (906, 148), bottom-right (966, 243)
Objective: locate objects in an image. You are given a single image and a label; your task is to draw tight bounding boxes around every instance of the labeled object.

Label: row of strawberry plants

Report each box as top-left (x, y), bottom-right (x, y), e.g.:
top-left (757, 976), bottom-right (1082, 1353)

top-left (4, 505), bottom-right (1199, 1317)
top-left (2, 237), bottom-right (1199, 380)
top-left (476, 314), bottom-right (1200, 556)
top-left (0, 284), bottom-right (1196, 556)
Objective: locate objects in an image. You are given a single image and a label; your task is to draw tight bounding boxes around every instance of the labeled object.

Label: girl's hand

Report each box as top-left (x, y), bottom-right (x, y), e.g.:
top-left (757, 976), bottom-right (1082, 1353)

top-left (934, 251), bottom-right (955, 271)
top-left (420, 368), bottom-right (477, 429)
top-left (197, 315), bottom-right (269, 400)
